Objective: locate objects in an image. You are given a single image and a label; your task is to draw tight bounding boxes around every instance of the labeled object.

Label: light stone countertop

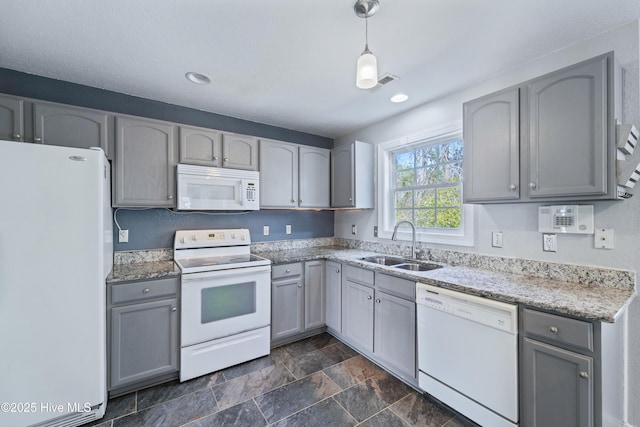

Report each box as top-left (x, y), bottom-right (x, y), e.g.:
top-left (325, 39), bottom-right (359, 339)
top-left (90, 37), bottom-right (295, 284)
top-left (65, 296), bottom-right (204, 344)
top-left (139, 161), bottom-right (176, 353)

top-left (254, 246), bottom-right (635, 323)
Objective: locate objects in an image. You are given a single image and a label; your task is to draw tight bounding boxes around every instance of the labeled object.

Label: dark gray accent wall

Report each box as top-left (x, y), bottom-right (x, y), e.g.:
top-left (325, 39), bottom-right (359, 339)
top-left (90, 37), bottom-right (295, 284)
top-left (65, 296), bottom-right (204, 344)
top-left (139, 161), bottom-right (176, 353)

top-left (0, 67), bottom-right (335, 251)
top-left (0, 67), bottom-right (333, 148)
top-left (113, 209), bottom-right (334, 251)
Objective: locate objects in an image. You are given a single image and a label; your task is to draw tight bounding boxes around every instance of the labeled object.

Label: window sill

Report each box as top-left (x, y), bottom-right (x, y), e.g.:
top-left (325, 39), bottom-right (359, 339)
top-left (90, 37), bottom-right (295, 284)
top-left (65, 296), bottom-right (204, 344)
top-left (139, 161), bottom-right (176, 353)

top-left (378, 229), bottom-right (475, 247)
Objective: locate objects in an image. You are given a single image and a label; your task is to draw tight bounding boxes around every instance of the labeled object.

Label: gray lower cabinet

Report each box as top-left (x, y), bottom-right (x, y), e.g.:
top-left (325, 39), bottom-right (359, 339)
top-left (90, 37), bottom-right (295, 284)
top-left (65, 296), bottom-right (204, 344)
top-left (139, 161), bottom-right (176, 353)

top-left (0, 94), bottom-right (24, 142)
top-left (113, 116), bottom-right (178, 207)
top-left (304, 260), bottom-right (325, 329)
top-left (271, 261), bottom-right (326, 344)
top-left (108, 277), bottom-right (179, 394)
top-left (271, 264), bottom-right (304, 340)
top-left (520, 307), bottom-right (625, 427)
top-left (463, 52), bottom-right (618, 203)
top-left (33, 101), bottom-right (112, 158)
top-left (341, 278), bottom-right (374, 352)
top-left (325, 261), bottom-right (342, 333)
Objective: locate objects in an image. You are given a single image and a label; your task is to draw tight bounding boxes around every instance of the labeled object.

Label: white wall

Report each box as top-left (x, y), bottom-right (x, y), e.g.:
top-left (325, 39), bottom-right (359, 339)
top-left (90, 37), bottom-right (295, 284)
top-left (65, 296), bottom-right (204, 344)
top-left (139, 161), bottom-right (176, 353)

top-left (335, 20), bottom-right (640, 425)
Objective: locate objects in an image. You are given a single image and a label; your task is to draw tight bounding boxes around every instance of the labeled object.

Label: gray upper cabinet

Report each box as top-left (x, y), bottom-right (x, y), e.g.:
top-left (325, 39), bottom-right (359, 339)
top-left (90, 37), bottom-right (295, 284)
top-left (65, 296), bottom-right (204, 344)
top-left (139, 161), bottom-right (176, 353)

top-left (114, 116), bottom-right (178, 207)
top-left (299, 146), bottom-right (330, 208)
top-left (260, 139), bottom-right (298, 208)
top-left (463, 88), bottom-right (520, 202)
top-left (0, 94), bottom-right (24, 142)
top-left (331, 141), bottom-right (374, 208)
top-left (179, 125), bottom-right (222, 167)
top-left (463, 52), bottom-right (618, 203)
top-left (33, 102), bottom-right (112, 158)
top-left (325, 261), bottom-right (342, 333)
top-left (260, 139), bottom-right (330, 209)
top-left (221, 132), bottom-right (259, 170)
top-left (304, 260), bottom-right (325, 330)
top-left (527, 57), bottom-right (608, 198)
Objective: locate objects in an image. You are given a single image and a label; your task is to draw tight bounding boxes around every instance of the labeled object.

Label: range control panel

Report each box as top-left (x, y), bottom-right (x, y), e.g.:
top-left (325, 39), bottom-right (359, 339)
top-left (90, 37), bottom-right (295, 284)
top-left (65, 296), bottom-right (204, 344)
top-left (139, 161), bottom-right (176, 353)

top-left (174, 228), bottom-right (251, 249)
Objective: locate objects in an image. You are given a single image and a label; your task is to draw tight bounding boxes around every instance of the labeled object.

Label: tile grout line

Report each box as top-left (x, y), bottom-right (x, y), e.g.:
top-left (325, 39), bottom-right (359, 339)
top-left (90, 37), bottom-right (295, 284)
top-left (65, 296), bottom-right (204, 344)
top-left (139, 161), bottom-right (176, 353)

top-left (329, 396), bottom-right (360, 425)
top-left (252, 397), bottom-right (270, 426)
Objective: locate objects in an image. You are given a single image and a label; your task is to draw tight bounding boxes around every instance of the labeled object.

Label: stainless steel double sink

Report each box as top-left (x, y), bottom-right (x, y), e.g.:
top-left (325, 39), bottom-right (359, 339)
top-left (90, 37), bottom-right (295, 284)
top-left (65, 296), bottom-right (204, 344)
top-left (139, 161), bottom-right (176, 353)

top-left (359, 255), bottom-right (442, 272)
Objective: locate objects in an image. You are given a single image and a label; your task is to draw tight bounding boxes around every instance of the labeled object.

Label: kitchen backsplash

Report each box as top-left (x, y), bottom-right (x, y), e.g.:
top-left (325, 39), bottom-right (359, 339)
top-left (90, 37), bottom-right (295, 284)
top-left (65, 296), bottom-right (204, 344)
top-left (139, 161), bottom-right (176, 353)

top-left (114, 237), bottom-right (635, 291)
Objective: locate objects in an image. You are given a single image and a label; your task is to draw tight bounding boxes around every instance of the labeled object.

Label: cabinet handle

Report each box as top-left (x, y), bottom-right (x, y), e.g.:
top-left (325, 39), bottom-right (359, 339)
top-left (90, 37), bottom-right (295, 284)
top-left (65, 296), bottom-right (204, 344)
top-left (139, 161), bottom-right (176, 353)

top-left (349, 198), bottom-right (353, 202)
top-left (285, 269), bottom-right (291, 273)
top-left (172, 307), bottom-right (177, 312)
top-left (367, 295), bottom-right (372, 300)
top-left (336, 269), bottom-right (340, 273)
top-left (34, 136), bottom-right (42, 143)
top-left (143, 288), bottom-right (150, 293)
top-left (213, 156), bottom-right (219, 161)
top-left (224, 158), bottom-right (229, 162)
top-left (168, 195), bottom-right (173, 199)
top-left (549, 326), bottom-right (559, 334)
top-left (299, 199), bottom-right (303, 203)
top-left (579, 371), bottom-right (589, 379)
top-left (509, 184), bottom-right (517, 191)
top-left (529, 182), bottom-right (537, 189)
top-left (291, 199), bottom-right (297, 203)
top-left (298, 284), bottom-right (302, 288)
top-left (12, 133), bottom-right (20, 141)
top-left (375, 299), bottom-right (381, 303)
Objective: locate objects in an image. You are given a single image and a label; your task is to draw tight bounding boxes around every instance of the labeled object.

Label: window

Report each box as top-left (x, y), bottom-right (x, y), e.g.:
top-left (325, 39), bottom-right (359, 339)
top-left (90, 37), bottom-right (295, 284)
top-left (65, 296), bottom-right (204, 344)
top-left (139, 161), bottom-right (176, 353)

top-left (377, 124), bottom-right (474, 246)
top-left (393, 138), bottom-right (463, 230)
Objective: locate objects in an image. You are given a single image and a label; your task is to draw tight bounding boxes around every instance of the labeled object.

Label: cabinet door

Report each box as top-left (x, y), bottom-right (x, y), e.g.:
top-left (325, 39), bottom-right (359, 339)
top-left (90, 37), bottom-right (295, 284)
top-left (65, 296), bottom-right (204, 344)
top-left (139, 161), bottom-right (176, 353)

top-left (304, 260), bottom-right (325, 330)
top-left (521, 338), bottom-right (593, 427)
top-left (222, 133), bottom-right (259, 170)
top-left (114, 116), bottom-right (177, 207)
top-left (271, 276), bottom-right (304, 340)
top-left (0, 95), bottom-right (23, 141)
top-left (110, 298), bottom-right (179, 390)
top-left (527, 56), bottom-right (607, 198)
top-left (299, 146), bottom-right (330, 208)
top-left (341, 280), bottom-right (374, 352)
top-left (374, 291), bottom-right (416, 379)
top-left (331, 144), bottom-right (355, 207)
top-left (179, 126), bottom-right (222, 167)
top-left (260, 139), bottom-right (298, 208)
top-left (325, 261), bottom-right (342, 332)
top-left (463, 88), bottom-right (520, 202)
top-left (33, 102), bottom-right (111, 158)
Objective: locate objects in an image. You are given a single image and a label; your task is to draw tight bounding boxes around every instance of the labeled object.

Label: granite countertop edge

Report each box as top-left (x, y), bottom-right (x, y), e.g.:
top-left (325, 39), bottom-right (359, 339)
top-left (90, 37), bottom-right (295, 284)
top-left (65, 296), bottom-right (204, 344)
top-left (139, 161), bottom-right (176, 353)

top-left (255, 247), bottom-right (636, 323)
top-left (107, 260), bottom-right (180, 284)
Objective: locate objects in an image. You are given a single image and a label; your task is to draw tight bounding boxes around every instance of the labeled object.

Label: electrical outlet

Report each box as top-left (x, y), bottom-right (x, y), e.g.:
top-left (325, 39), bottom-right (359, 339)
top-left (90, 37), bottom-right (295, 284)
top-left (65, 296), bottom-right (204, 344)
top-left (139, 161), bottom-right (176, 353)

top-left (542, 233), bottom-right (557, 252)
top-left (118, 229), bottom-right (129, 243)
top-left (352, 224), bottom-right (357, 235)
top-left (263, 225), bottom-right (270, 236)
top-left (374, 226), bottom-right (378, 237)
top-left (491, 231), bottom-right (503, 248)
top-left (286, 224), bottom-right (292, 235)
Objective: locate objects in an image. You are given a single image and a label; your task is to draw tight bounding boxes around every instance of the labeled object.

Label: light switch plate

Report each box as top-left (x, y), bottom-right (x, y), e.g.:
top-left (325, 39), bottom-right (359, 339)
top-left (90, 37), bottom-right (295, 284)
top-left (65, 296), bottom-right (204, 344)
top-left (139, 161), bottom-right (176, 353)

top-left (352, 224), bottom-right (357, 235)
top-left (263, 225), bottom-right (270, 236)
top-left (491, 231), bottom-right (503, 248)
top-left (543, 233), bottom-right (557, 252)
top-left (286, 224), bottom-right (292, 235)
top-left (594, 228), bottom-right (614, 249)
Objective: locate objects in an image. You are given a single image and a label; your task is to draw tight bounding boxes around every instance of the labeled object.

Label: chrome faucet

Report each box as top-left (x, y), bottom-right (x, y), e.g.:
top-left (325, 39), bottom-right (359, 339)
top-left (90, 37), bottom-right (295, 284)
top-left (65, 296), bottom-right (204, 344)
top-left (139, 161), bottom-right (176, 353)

top-left (391, 220), bottom-right (416, 259)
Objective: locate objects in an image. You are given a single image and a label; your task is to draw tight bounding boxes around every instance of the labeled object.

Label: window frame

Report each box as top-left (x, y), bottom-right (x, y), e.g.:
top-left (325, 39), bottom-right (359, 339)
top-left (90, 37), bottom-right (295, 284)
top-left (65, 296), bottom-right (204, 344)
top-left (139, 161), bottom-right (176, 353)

top-left (376, 121), bottom-right (474, 246)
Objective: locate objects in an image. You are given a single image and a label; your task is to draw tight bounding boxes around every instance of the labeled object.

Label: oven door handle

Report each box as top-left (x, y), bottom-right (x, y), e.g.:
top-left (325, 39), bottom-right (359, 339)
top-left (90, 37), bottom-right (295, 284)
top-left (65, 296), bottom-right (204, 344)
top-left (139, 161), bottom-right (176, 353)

top-left (181, 265), bottom-right (271, 282)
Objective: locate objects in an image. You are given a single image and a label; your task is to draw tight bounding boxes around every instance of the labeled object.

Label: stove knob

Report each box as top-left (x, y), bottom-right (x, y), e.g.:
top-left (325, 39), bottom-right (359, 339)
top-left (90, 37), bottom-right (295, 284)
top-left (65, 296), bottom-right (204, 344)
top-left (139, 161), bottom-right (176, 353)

top-left (240, 235), bottom-right (245, 240)
top-left (231, 233), bottom-right (236, 239)
top-left (192, 234), bottom-right (198, 241)
top-left (180, 237), bottom-right (185, 244)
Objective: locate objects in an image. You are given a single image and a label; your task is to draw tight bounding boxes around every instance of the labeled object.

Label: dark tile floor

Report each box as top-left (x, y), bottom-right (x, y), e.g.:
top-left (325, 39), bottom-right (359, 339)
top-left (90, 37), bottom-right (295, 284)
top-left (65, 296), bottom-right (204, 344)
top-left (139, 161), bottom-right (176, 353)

top-left (92, 334), bottom-right (479, 427)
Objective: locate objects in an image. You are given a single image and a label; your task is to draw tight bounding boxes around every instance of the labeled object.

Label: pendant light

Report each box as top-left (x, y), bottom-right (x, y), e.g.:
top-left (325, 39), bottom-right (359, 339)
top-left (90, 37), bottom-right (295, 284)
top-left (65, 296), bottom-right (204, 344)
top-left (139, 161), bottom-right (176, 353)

top-left (354, 0), bottom-right (380, 89)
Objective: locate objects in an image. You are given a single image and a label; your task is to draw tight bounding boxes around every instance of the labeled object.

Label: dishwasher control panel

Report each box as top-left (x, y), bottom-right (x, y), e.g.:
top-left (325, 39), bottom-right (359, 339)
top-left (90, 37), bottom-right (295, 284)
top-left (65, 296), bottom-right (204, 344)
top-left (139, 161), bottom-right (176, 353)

top-left (416, 283), bottom-right (517, 334)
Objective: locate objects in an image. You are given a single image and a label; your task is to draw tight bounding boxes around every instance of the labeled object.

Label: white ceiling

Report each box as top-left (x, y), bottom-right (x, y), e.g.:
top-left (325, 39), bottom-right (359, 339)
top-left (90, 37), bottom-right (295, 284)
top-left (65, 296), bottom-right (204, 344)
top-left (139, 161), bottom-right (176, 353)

top-left (1, 1), bottom-right (639, 139)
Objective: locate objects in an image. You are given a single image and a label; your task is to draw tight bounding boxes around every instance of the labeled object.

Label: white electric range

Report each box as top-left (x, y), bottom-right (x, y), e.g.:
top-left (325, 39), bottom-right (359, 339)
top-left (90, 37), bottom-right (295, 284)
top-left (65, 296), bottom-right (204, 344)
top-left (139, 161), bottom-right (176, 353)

top-left (174, 228), bottom-right (271, 382)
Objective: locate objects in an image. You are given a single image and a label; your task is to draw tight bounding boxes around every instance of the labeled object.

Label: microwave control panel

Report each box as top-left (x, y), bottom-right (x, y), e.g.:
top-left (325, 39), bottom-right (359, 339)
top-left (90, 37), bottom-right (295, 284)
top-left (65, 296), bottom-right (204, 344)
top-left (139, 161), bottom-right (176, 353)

top-left (246, 183), bottom-right (257, 202)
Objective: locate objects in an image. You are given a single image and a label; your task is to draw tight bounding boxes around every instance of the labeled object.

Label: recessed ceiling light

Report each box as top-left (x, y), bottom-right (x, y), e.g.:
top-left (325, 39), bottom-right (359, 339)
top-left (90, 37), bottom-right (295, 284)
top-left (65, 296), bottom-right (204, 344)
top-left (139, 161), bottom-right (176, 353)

top-left (185, 72), bottom-right (211, 85)
top-left (390, 93), bottom-right (408, 103)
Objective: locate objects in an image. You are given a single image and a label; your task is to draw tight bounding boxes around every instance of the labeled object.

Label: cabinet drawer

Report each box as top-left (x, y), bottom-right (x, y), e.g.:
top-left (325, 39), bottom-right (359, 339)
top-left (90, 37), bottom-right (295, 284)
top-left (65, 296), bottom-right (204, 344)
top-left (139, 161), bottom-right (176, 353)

top-left (345, 265), bottom-right (374, 287)
top-left (272, 263), bottom-right (302, 279)
top-left (112, 277), bottom-right (179, 305)
top-left (522, 308), bottom-right (594, 352)
top-left (375, 273), bottom-right (415, 300)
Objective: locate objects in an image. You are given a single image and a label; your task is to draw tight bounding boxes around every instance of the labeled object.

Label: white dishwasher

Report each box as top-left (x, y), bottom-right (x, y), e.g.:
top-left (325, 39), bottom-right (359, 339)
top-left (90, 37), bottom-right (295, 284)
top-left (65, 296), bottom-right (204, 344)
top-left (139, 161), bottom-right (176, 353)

top-left (416, 283), bottom-right (518, 427)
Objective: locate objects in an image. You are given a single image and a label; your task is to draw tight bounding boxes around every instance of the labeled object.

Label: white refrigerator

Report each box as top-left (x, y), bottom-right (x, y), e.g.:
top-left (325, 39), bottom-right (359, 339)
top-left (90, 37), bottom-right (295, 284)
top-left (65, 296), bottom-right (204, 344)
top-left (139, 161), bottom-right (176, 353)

top-left (0, 141), bottom-right (113, 427)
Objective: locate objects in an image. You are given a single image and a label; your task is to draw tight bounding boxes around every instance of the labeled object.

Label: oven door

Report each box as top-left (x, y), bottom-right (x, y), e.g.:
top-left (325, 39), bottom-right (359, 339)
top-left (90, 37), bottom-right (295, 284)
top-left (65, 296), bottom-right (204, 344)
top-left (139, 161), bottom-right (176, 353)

top-left (181, 265), bottom-right (270, 347)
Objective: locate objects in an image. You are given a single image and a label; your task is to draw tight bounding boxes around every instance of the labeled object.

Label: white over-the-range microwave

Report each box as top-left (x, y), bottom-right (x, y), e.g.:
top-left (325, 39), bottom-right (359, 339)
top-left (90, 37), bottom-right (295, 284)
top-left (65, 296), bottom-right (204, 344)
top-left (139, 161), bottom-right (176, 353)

top-left (176, 164), bottom-right (260, 210)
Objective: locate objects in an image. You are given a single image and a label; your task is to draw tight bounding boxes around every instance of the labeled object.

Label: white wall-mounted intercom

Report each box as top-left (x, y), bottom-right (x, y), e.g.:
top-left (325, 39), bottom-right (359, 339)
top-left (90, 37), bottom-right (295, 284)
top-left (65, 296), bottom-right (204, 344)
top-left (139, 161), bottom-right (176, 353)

top-left (538, 205), bottom-right (594, 234)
